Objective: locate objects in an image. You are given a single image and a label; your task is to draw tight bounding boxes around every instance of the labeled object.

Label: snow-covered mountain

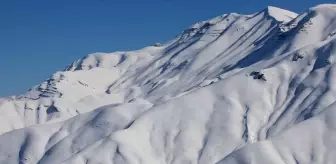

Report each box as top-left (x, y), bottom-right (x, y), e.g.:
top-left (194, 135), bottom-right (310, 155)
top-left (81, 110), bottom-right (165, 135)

top-left (1, 4), bottom-right (336, 164)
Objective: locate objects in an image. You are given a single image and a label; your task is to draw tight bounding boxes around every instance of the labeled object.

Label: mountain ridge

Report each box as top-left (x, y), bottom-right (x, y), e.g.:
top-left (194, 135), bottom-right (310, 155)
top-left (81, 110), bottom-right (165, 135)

top-left (1, 4), bottom-right (336, 164)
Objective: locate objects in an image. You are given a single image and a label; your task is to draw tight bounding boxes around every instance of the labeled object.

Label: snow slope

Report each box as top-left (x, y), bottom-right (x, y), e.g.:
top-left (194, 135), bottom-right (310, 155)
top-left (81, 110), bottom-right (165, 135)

top-left (1, 4), bottom-right (336, 164)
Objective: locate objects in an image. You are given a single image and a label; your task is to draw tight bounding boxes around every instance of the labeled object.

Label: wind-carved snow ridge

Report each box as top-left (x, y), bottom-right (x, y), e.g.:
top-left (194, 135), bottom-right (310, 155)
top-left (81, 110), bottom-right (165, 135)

top-left (2, 4), bottom-right (336, 164)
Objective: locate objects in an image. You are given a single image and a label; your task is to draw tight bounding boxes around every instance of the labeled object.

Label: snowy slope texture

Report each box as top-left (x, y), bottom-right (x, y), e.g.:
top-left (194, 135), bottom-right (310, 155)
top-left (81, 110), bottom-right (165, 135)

top-left (0, 5), bottom-right (299, 134)
top-left (1, 4), bottom-right (336, 164)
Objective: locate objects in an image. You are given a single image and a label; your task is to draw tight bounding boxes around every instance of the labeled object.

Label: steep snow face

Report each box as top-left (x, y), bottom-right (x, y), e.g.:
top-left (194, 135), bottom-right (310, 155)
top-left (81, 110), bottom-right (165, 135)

top-left (263, 6), bottom-right (298, 22)
top-left (2, 4), bottom-right (336, 164)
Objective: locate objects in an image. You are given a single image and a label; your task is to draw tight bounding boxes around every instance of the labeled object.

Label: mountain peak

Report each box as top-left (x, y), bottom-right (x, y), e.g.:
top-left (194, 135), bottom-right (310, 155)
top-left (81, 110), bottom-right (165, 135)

top-left (262, 6), bottom-right (298, 22)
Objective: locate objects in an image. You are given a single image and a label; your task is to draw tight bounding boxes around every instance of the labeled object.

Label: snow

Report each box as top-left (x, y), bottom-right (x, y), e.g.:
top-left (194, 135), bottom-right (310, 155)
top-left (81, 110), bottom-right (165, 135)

top-left (1, 3), bottom-right (336, 164)
top-left (264, 6), bottom-right (298, 22)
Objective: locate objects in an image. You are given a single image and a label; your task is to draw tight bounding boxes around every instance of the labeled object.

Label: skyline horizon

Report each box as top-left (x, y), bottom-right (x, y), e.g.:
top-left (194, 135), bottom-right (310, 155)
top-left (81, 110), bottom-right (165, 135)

top-left (0, 0), bottom-right (331, 96)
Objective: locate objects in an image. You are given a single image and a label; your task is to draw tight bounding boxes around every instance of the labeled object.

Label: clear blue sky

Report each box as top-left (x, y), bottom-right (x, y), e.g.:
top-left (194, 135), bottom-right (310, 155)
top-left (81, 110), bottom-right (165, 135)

top-left (0, 0), bottom-right (331, 96)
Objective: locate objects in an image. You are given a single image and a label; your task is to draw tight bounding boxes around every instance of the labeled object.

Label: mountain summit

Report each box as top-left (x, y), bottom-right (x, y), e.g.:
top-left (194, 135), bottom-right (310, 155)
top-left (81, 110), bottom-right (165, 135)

top-left (1, 4), bottom-right (336, 164)
top-left (262, 6), bottom-right (298, 22)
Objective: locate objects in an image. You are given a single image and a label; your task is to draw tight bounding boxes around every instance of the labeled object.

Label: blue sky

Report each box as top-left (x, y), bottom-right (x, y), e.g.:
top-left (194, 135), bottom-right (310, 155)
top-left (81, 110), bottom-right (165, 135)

top-left (0, 0), bottom-right (330, 96)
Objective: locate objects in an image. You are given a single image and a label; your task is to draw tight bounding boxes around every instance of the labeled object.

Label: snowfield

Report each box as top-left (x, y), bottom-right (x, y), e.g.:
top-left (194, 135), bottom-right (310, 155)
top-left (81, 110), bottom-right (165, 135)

top-left (1, 4), bottom-right (336, 164)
